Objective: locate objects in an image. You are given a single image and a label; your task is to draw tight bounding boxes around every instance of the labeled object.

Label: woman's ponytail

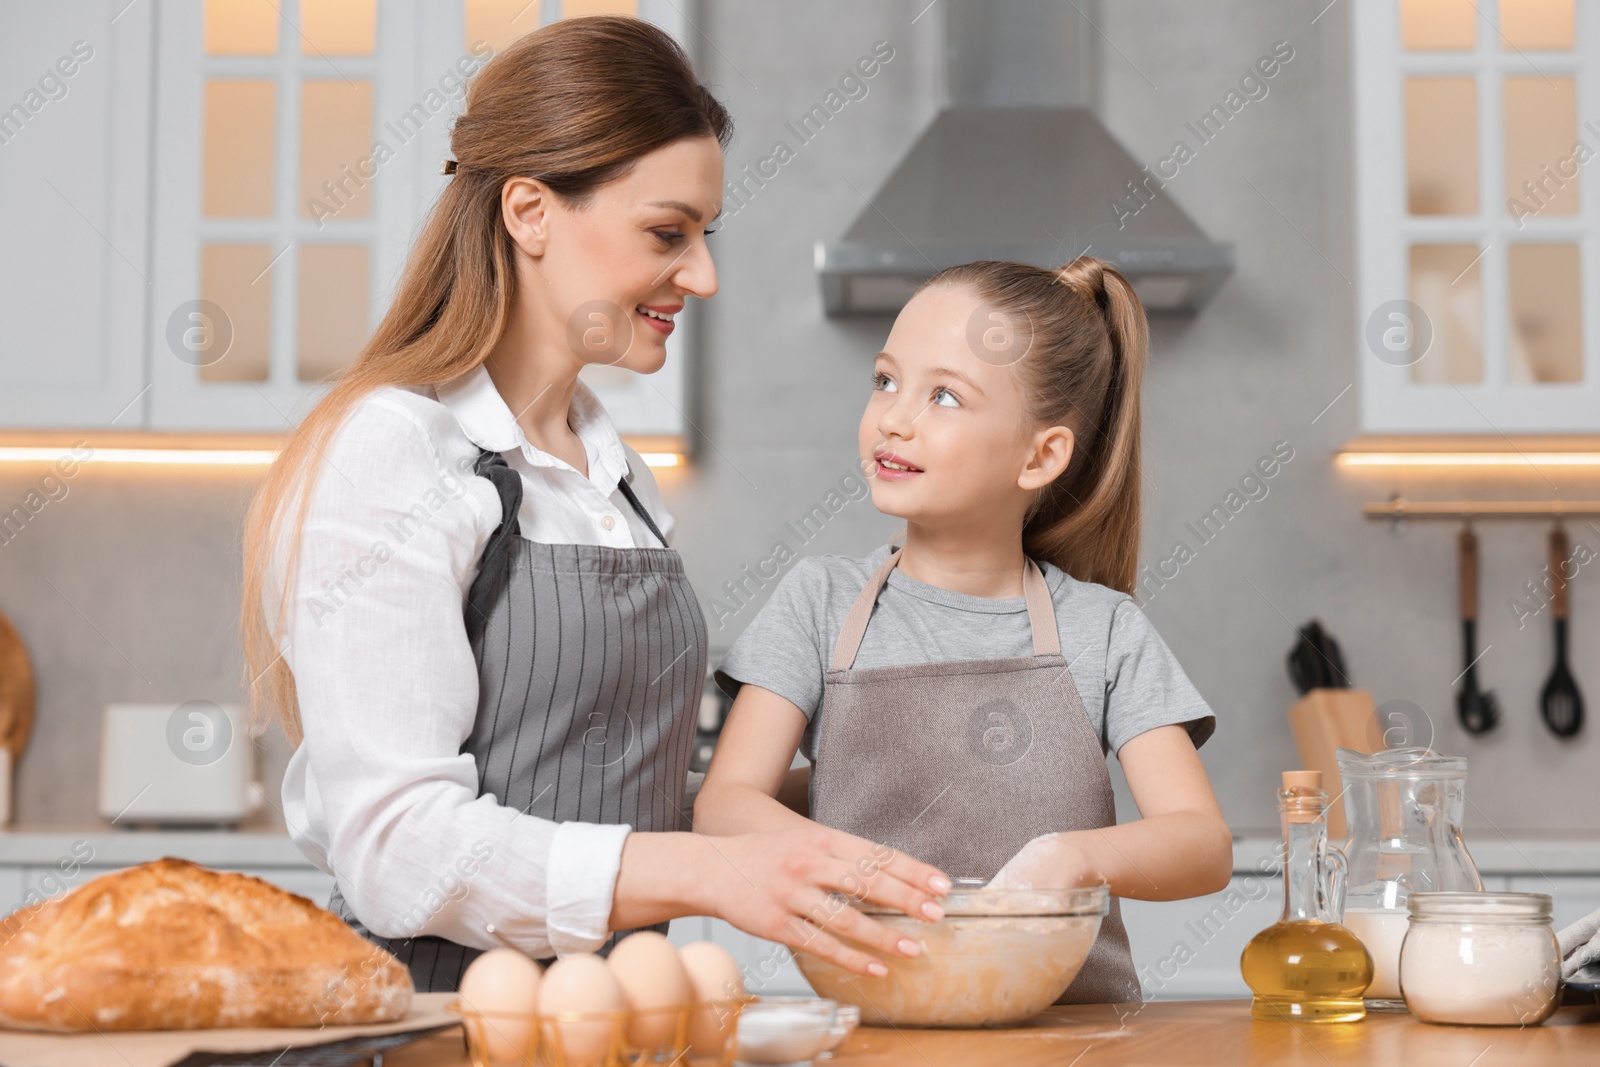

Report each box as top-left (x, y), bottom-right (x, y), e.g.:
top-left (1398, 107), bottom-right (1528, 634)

top-left (917, 257), bottom-right (1150, 594)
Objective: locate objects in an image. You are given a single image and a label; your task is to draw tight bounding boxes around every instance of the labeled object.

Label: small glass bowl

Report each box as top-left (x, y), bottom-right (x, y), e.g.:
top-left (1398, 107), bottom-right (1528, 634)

top-left (449, 998), bottom-right (748, 1067)
top-left (816, 1003), bottom-right (859, 1058)
top-left (734, 996), bottom-right (837, 1067)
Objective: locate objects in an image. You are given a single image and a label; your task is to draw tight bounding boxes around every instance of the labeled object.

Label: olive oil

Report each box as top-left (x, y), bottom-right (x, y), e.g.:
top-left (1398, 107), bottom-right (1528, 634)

top-left (1241, 770), bottom-right (1373, 1023)
top-left (1241, 919), bottom-right (1374, 1022)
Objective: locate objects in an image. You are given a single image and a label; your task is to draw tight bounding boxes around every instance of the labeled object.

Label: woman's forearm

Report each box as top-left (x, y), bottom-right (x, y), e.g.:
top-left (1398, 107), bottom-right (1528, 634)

top-left (609, 831), bottom-right (714, 931)
top-left (1066, 810), bottom-right (1234, 901)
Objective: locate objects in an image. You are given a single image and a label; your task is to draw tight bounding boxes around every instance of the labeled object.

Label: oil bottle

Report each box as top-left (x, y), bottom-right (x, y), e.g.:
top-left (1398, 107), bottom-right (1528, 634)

top-left (1240, 770), bottom-right (1374, 1022)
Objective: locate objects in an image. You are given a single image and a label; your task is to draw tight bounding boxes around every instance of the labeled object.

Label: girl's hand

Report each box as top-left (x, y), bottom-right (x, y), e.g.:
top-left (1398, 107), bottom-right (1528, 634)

top-left (699, 825), bottom-right (951, 977)
top-left (988, 832), bottom-right (1106, 890)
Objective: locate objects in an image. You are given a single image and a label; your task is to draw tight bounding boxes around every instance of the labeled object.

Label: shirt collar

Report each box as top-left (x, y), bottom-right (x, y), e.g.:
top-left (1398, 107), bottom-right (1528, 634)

top-left (434, 364), bottom-right (633, 487)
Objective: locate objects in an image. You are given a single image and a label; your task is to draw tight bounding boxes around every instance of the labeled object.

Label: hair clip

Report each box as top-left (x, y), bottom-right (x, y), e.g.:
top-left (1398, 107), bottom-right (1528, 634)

top-left (441, 159), bottom-right (459, 175)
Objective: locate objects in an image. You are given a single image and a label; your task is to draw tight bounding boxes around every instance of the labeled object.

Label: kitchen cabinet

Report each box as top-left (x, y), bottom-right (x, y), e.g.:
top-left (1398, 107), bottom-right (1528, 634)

top-left (1353, 0), bottom-right (1600, 432)
top-left (1510, 875), bottom-right (1600, 933)
top-left (0, 1), bottom-right (698, 449)
top-left (0, 830), bottom-right (1596, 1003)
top-left (667, 916), bottom-right (812, 996)
top-left (0, 1), bottom-right (154, 428)
top-left (1120, 877), bottom-right (1283, 1000)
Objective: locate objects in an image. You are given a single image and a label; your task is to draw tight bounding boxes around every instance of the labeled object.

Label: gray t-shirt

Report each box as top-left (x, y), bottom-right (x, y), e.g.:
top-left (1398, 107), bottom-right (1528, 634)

top-left (715, 544), bottom-right (1216, 762)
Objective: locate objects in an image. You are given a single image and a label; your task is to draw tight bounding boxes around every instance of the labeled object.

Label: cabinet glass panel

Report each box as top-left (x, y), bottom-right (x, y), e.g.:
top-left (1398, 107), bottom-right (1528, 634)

top-left (1504, 75), bottom-right (1578, 219)
top-left (199, 244), bottom-right (274, 383)
top-left (465, 0), bottom-right (541, 53)
top-left (299, 80), bottom-right (374, 220)
top-left (297, 244), bottom-right (370, 381)
top-left (205, 0), bottom-right (281, 56)
top-left (1508, 244), bottom-right (1582, 383)
top-left (1405, 78), bottom-right (1478, 215)
top-left (300, 0), bottom-right (378, 55)
top-left (1498, 0), bottom-right (1575, 50)
top-left (1400, 0), bottom-right (1476, 50)
top-left (563, 0), bottom-right (638, 16)
top-left (1409, 244), bottom-right (1485, 384)
top-left (203, 81), bottom-right (276, 219)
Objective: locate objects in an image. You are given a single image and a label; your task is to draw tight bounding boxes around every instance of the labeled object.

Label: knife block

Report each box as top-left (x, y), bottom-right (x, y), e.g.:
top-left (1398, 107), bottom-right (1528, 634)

top-left (1287, 688), bottom-right (1379, 840)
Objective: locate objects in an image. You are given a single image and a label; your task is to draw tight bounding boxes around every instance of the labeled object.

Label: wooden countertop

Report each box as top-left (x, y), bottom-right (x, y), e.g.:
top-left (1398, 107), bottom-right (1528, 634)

top-left (386, 999), bottom-right (1600, 1066)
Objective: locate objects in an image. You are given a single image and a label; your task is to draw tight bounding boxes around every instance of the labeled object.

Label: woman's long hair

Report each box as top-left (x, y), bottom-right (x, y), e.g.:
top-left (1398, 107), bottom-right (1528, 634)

top-left (241, 16), bottom-right (732, 745)
top-left (918, 258), bottom-right (1149, 594)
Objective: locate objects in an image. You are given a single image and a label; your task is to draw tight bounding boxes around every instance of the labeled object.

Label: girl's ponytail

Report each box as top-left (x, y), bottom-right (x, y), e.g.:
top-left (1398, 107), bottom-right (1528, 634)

top-left (918, 257), bottom-right (1150, 595)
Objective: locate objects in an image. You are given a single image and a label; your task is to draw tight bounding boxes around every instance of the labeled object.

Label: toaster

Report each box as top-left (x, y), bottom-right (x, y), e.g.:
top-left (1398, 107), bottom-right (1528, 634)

top-left (98, 702), bottom-right (264, 826)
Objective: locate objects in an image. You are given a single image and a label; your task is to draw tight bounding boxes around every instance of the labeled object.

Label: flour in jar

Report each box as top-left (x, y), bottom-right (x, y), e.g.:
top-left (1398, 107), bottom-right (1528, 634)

top-left (1399, 922), bottom-right (1560, 1025)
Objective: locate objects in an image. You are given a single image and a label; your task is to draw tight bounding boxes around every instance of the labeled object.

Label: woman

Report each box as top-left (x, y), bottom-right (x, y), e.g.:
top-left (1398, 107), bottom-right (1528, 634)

top-left (240, 16), bottom-right (947, 994)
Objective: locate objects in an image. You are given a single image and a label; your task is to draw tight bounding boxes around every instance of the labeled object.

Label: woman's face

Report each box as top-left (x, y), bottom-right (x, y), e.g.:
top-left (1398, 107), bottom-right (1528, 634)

top-left (859, 283), bottom-right (1071, 530)
top-left (510, 134), bottom-right (723, 375)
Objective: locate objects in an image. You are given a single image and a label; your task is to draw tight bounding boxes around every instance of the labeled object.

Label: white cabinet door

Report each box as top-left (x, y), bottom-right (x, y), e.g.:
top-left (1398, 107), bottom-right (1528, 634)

top-left (146, 1), bottom-right (428, 430)
top-left (0, 2), bottom-right (153, 428)
top-left (1121, 877), bottom-right (1284, 1000)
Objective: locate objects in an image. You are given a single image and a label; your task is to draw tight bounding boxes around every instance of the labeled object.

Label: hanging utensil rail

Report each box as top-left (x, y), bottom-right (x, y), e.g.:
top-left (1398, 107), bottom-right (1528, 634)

top-left (1364, 498), bottom-right (1600, 520)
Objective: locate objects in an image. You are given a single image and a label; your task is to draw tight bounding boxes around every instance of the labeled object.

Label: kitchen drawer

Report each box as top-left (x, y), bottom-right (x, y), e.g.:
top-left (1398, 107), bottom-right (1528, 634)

top-left (0, 867), bottom-right (25, 919)
top-left (19, 863), bottom-right (96, 905)
top-left (1122, 876), bottom-right (1284, 1000)
top-left (13, 863), bottom-right (335, 912)
top-left (226, 867), bottom-right (337, 908)
top-left (1508, 875), bottom-right (1600, 932)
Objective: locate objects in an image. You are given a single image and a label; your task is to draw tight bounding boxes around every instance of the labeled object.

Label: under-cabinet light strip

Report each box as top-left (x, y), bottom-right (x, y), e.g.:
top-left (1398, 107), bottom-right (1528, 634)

top-left (1338, 452), bottom-right (1600, 469)
top-left (0, 447), bottom-right (685, 468)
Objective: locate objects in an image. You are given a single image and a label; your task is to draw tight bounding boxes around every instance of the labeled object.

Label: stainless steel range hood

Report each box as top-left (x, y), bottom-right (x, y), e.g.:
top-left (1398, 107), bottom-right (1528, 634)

top-left (817, 1), bottom-right (1233, 316)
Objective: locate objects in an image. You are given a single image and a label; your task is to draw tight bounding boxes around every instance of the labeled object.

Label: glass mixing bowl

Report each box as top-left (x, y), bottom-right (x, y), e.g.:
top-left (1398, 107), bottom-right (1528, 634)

top-left (794, 879), bottom-right (1109, 1028)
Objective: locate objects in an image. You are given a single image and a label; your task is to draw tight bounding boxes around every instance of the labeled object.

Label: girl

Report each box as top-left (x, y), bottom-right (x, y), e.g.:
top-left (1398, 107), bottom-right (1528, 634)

top-left (239, 16), bottom-right (946, 994)
top-left (696, 257), bottom-right (1234, 1003)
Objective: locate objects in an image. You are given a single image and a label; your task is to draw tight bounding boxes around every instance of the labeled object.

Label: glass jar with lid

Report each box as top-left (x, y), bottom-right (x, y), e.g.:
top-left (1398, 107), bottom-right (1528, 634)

top-left (1399, 891), bottom-right (1561, 1026)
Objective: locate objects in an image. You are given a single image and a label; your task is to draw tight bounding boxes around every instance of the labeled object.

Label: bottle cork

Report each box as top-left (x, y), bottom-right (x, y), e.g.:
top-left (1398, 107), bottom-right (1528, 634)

top-left (1282, 769), bottom-right (1325, 823)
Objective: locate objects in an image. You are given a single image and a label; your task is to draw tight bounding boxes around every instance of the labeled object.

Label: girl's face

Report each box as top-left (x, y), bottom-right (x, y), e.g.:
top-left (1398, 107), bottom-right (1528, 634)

top-left (509, 134), bottom-right (723, 375)
top-left (859, 283), bottom-right (1073, 530)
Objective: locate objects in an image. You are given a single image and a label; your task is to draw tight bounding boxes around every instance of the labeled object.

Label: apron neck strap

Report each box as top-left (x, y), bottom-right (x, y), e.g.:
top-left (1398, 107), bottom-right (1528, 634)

top-left (828, 548), bottom-right (1061, 670)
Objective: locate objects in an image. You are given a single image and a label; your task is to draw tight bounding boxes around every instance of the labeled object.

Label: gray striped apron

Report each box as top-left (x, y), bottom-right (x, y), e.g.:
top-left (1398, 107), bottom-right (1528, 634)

top-left (810, 548), bottom-right (1141, 1004)
top-left (327, 446), bottom-right (707, 992)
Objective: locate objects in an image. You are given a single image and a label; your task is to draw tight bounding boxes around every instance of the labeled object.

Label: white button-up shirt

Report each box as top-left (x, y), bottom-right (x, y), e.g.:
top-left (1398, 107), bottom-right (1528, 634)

top-left (276, 365), bottom-right (677, 957)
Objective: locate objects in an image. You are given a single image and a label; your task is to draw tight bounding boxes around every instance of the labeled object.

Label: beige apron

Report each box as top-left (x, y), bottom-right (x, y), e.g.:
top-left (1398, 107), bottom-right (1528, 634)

top-left (810, 548), bottom-right (1141, 1004)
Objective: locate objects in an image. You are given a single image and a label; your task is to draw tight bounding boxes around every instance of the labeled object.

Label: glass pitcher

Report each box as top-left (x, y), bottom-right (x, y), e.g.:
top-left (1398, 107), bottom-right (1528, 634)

top-left (1335, 747), bottom-right (1483, 1012)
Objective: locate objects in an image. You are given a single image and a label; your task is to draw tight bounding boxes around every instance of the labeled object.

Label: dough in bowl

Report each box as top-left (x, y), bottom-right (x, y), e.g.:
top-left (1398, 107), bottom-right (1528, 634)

top-left (0, 857), bottom-right (413, 1031)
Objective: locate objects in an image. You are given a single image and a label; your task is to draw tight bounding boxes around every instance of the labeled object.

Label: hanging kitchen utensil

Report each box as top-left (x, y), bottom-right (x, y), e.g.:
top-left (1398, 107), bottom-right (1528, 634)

top-left (1456, 524), bottom-right (1498, 734)
top-left (0, 606), bottom-right (35, 766)
top-left (1540, 524), bottom-right (1584, 738)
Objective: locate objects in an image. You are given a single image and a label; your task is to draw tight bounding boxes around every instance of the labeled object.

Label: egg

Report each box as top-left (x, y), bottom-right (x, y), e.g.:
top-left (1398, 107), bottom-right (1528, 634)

top-left (606, 931), bottom-right (693, 1049)
top-left (678, 940), bottom-right (746, 1054)
top-left (458, 948), bottom-right (541, 1063)
top-left (538, 953), bottom-right (626, 1066)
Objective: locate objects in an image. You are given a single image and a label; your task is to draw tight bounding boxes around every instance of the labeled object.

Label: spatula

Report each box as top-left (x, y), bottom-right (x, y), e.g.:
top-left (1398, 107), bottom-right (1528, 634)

top-left (1457, 525), bottom-right (1498, 734)
top-left (1540, 524), bottom-right (1584, 738)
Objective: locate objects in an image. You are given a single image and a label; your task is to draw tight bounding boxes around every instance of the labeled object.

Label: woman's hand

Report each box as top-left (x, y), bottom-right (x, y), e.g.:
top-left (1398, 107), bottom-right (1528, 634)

top-left (695, 825), bottom-right (951, 977)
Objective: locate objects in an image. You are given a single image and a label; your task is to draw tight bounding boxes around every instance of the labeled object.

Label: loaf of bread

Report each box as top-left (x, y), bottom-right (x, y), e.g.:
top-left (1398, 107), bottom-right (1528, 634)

top-left (0, 857), bottom-right (413, 1032)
